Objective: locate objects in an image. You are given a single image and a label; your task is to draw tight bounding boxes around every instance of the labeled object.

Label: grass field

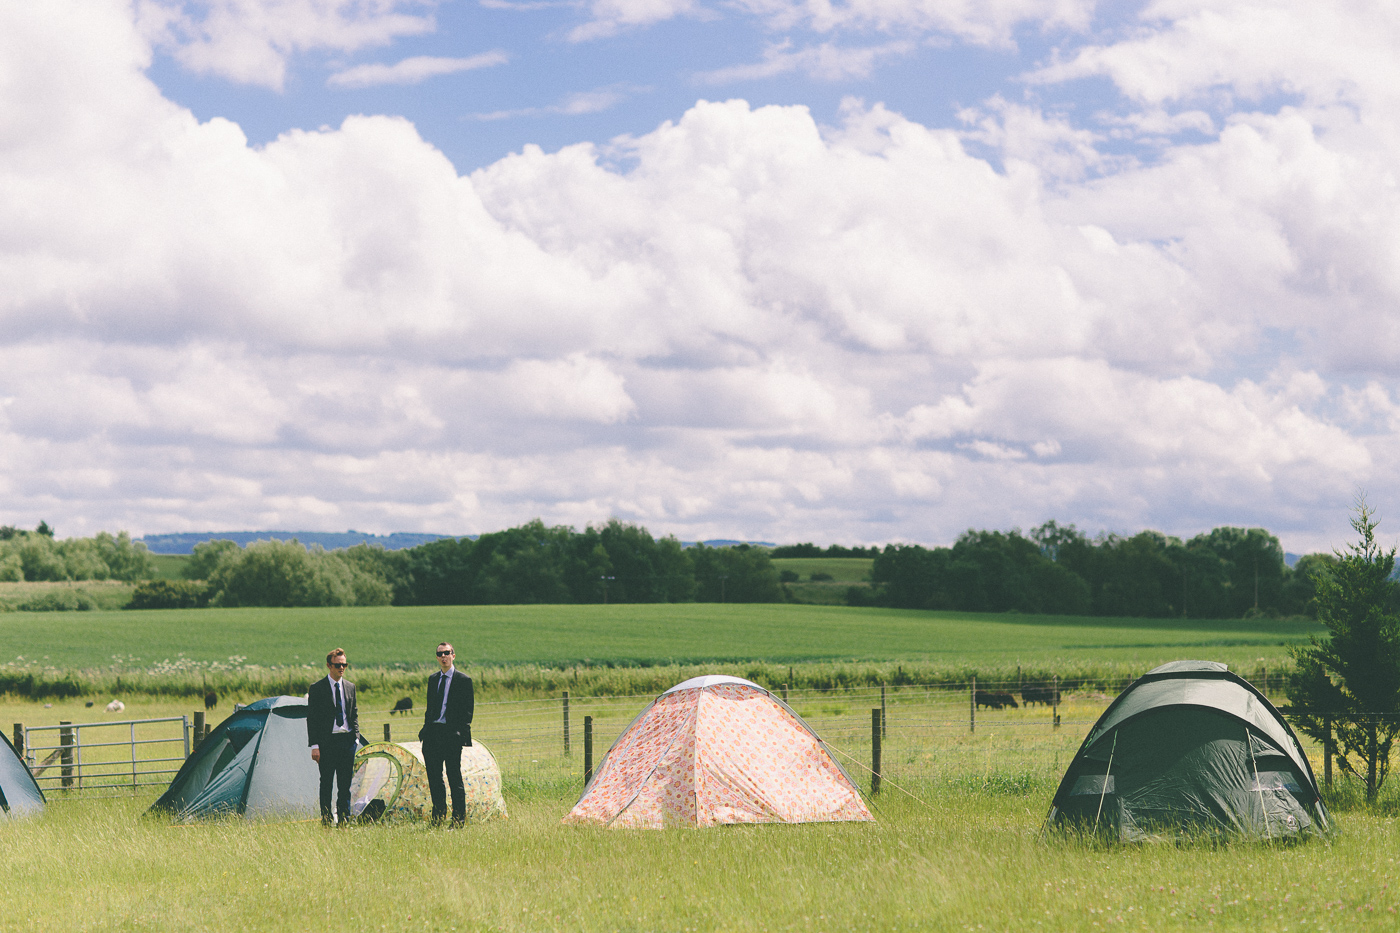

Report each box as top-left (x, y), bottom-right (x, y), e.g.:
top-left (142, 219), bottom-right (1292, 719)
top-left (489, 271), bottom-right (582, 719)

top-left (5, 648), bottom-right (1395, 931)
top-left (6, 782), bottom-right (1398, 932)
top-left (0, 603), bottom-right (1318, 673)
top-left (147, 554), bottom-right (190, 581)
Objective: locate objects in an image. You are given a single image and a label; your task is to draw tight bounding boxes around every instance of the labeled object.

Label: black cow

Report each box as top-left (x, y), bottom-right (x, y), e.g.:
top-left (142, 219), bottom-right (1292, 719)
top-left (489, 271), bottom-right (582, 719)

top-left (975, 691), bottom-right (1019, 710)
top-left (204, 691), bottom-right (218, 709)
top-left (391, 696), bottom-right (414, 716)
top-left (1020, 684), bottom-right (1059, 707)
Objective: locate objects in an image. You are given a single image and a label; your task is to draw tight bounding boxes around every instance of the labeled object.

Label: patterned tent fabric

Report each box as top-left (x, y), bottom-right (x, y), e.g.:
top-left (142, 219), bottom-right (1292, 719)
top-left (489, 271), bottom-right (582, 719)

top-left (564, 680), bottom-right (873, 829)
top-left (350, 740), bottom-right (507, 823)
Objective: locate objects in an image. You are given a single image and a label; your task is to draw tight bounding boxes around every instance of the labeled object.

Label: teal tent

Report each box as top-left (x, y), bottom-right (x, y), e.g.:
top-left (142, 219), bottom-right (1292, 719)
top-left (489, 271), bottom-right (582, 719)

top-left (0, 731), bottom-right (44, 818)
top-left (149, 696), bottom-right (325, 822)
top-left (1048, 661), bottom-right (1333, 841)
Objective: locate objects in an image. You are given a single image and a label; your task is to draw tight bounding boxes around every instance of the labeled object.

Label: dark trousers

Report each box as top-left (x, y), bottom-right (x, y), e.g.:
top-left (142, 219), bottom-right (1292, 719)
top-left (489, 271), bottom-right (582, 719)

top-left (423, 723), bottom-right (465, 824)
top-left (318, 732), bottom-right (356, 823)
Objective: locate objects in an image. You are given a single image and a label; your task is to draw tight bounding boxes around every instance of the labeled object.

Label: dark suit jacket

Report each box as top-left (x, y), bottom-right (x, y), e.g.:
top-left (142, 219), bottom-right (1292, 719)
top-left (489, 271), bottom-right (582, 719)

top-left (306, 676), bottom-right (359, 748)
top-left (420, 669), bottom-right (473, 746)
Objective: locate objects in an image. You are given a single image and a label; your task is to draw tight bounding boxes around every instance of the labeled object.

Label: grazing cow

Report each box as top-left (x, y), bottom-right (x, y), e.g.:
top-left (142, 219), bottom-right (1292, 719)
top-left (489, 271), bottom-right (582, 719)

top-left (85, 701), bottom-right (94, 708)
top-left (106, 699), bottom-right (125, 712)
top-left (975, 691), bottom-right (1019, 710)
top-left (1020, 684), bottom-right (1059, 707)
top-left (204, 691), bottom-right (218, 709)
top-left (391, 696), bottom-right (414, 716)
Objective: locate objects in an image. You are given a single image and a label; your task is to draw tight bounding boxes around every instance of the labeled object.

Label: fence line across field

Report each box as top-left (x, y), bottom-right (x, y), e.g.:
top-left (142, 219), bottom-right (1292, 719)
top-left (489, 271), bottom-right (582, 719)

top-left (13, 672), bottom-right (1301, 798)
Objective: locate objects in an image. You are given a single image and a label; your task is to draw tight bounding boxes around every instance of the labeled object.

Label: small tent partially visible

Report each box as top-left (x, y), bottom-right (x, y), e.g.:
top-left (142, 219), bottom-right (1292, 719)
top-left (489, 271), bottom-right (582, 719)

top-left (565, 675), bottom-right (873, 829)
top-left (149, 696), bottom-right (328, 822)
top-left (0, 731), bottom-right (44, 818)
top-left (1047, 660), bottom-right (1333, 841)
top-left (349, 740), bottom-right (506, 823)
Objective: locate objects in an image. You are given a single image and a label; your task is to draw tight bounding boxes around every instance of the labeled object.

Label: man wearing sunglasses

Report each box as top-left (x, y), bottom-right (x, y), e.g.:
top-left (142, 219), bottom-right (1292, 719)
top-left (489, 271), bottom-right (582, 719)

top-left (419, 642), bottom-right (473, 827)
top-left (307, 647), bottom-right (359, 827)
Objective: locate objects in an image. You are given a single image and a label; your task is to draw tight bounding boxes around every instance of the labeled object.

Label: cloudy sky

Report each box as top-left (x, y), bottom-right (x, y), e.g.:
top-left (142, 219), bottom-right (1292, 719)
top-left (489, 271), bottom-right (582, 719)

top-left (2, 0), bottom-right (1398, 551)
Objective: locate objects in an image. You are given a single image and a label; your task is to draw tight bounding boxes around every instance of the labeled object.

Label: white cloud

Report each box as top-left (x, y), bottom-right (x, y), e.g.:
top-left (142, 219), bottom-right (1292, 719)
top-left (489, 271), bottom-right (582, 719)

top-left (136, 0), bottom-right (436, 89)
top-left (6, 0), bottom-right (1400, 555)
top-left (327, 51), bottom-right (509, 88)
top-left (567, 0), bottom-right (1094, 42)
top-left (472, 87), bottom-right (636, 121)
top-left (696, 40), bottom-right (916, 84)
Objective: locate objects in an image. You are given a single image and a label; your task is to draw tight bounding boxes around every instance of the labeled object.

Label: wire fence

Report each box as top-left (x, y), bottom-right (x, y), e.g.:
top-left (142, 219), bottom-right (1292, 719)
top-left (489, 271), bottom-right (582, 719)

top-left (32, 674), bottom-right (1324, 801)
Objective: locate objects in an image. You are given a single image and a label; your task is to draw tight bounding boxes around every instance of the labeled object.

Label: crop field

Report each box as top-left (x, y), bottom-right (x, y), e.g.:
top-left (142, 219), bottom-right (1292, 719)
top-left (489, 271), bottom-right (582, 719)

top-left (0, 602), bottom-right (1318, 678)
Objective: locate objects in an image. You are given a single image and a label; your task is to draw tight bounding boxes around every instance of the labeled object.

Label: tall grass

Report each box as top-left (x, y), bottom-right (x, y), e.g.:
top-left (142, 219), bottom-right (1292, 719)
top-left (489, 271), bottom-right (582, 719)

top-left (0, 656), bottom-right (1295, 702)
top-left (4, 783), bottom-right (1396, 932)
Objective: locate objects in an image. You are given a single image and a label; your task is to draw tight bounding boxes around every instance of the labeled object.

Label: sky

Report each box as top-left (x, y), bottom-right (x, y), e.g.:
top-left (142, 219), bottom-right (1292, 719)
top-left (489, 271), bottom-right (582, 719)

top-left (2, 0), bottom-right (1400, 553)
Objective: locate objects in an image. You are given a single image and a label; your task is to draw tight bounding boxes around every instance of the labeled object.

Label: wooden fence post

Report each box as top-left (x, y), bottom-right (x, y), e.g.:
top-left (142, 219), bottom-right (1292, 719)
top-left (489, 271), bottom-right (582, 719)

top-left (60, 722), bottom-right (74, 789)
top-left (584, 716), bottom-right (593, 785)
top-left (782, 683), bottom-right (788, 702)
top-left (880, 684), bottom-right (887, 738)
top-left (871, 708), bottom-right (881, 795)
top-left (1052, 675), bottom-right (1060, 729)
top-left (12, 723), bottom-right (22, 760)
top-left (383, 723), bottom-right (391, 742)
top-left (562, 691), bottom-right (570, 757)
top-left (970, 676), bottom-right (976, 734)
top-left (193, 711), bottom-right (205, 748)
top-left (1262, 666), bottom-right (1268, 696)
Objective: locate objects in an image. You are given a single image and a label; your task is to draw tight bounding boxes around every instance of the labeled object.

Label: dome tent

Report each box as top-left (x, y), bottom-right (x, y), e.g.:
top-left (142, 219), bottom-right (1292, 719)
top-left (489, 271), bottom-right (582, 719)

top-left (0, 730), bottom-right (44, 818)
top-left (149, 696), bottom-right (343, 822)
top-left (1047, 661), bottom-right (1333, 841)
top-left (349, 739), bottom-right (507, 823)
top-left (564, 675), bottom-right (873, 829)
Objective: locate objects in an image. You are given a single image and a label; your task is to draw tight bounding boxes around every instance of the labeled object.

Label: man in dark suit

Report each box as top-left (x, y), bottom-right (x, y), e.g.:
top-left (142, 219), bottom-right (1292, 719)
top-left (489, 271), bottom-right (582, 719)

top-left (419, 642), bottom-right (473, 827)
top-left (307, 647), bottom-right (359, 826)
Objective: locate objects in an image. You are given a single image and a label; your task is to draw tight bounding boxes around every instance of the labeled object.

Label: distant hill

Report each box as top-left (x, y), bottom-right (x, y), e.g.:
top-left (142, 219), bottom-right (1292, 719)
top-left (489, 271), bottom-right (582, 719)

top-left (137, 531), bottom-right (460, 554)
top-left (138, 532), bottom-right (775, 555)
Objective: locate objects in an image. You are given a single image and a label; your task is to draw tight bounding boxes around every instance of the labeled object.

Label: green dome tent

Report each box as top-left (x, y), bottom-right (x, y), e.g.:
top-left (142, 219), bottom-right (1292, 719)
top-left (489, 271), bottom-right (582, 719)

top-left (149, 696), bottom-right (336, 822)
top-left (0, 730), bottom-right (44, 818)
top-left (1047, 661), bottom-right (1333, 841)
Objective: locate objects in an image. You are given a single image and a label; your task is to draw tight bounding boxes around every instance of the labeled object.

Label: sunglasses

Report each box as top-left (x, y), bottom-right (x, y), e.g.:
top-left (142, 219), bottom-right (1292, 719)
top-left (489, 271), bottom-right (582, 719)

top-left (330, 662), bottom-right (348, 669)
top-left (436, 650), bottom-right (453, 657)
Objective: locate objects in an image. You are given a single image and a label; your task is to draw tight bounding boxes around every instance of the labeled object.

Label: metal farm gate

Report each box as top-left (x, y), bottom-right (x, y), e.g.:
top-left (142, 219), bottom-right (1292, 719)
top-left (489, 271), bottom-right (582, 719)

top-left (21, 717), bottom-right (191, 795)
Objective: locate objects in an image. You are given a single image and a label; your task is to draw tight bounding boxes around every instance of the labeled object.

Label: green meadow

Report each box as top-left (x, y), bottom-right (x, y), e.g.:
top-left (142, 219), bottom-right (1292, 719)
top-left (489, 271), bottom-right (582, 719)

top-left (4, 786), bottom-right (1397, 932)
top-left (0, 603), bottom-right (1317, 673)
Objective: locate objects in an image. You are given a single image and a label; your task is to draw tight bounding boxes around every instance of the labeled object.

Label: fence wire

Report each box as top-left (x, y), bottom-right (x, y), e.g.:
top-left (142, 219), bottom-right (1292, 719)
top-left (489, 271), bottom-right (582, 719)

top-left (37, 676), bottom-right (1329, 799)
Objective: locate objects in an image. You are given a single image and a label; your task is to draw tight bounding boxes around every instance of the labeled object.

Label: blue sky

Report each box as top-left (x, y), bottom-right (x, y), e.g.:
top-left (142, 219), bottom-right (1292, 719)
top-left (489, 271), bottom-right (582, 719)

top-left (3, 0), bottom-right (1400, 553)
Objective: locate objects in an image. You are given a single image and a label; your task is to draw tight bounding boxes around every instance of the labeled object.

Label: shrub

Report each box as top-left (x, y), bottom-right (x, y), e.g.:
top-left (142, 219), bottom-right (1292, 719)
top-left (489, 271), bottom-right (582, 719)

top-left (809, 571), bottom-right (834, 582)
top-left (18, 589), bottom-right (99, 612)
top-left (127, 580), bottom-right (211, 610)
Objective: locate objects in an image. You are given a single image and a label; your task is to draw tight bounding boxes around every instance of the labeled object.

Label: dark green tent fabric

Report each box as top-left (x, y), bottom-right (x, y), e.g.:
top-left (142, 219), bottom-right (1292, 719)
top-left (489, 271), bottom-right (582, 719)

top-left (148, 696), bottom-right (322, 822)
top-left (1048, 661), bottom-right (1332, 841)
top-left (0, 730), bottom-right (44, 818)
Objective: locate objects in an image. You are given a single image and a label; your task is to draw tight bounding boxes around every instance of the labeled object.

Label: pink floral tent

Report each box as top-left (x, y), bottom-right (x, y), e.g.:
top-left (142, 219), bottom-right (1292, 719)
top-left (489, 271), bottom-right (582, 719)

top-left (563, 675), bottom-right (874, 829)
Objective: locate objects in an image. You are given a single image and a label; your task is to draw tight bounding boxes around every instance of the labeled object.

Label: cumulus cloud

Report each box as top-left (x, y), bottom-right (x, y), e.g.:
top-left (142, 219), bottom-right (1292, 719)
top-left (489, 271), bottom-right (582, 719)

top-left (6, 0), bottom-right (1400, 553)
top-left (327, 51), bottom-right (508, 88)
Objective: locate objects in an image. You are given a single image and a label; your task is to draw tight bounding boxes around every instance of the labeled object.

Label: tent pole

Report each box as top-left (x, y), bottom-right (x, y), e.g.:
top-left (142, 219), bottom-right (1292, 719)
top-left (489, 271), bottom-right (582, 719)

top-left (1092, 730), bottom-right (1117, 833)
top-left (1247, 726), bottom-right (1273, 838)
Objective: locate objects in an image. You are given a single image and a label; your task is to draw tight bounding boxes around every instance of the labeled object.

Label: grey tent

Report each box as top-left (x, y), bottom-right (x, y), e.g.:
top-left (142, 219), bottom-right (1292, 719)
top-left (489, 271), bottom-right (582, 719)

top-left (149, 696), bottom-right (330, 821)
top-left (0, 731), bottom-right (44, 818)
top-left (1047, 661), bottom-right (1333, 841)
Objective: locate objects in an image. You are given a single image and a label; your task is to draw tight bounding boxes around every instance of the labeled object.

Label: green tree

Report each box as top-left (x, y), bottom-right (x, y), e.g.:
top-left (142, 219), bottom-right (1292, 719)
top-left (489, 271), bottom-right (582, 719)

top-left (184, 539), bottom-right (241, 581)
top-left (1286, 500), bottom-right (1400, 803)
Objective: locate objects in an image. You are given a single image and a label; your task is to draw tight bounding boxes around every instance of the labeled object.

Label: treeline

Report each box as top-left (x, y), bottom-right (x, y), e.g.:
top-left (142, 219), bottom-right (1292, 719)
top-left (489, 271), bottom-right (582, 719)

top-left (139, 519), bottom-right (782, 608)
top-left (0, 523), bottom-right (155, 583)
top-left (866, 522), bottom-right (1332, 618)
